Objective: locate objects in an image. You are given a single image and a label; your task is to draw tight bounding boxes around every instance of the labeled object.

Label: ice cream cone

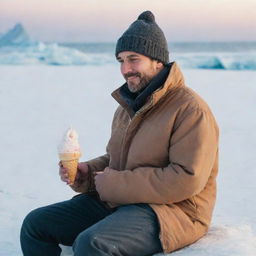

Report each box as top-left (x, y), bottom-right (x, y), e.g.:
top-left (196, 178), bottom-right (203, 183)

top-left (58, 128), bottom-right (82, 185)
top-left (59, 152), bottom-right (81, 185)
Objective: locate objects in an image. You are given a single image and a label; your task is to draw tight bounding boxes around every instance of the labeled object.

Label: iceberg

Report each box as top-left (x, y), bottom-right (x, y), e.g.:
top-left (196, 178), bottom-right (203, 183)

top-left (0, 23), bottom-right (37, 47)
top-left (174, 52), bottom-right (256, 70)
top-left (0, 23), bottom-right (112, 65)
top-left (0, 24), bottom-right (256, 70)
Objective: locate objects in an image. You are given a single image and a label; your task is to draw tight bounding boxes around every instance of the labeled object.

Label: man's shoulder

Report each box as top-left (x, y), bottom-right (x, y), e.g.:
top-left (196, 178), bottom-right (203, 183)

top-left (169, 86), bottom-right (218, 130)
top-left (168, 85), bottom-right (212, 115)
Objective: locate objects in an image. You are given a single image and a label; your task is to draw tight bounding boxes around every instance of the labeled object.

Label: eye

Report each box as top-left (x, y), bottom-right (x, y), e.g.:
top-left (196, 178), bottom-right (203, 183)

top-left (130, 58), bottom-right (139, 62)
top-left (117, 59), bottom-right (124, 63)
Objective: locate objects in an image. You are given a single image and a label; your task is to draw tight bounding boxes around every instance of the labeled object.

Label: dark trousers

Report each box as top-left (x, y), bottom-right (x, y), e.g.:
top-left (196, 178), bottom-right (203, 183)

top-left (20, 194), bottom-right (162, 256)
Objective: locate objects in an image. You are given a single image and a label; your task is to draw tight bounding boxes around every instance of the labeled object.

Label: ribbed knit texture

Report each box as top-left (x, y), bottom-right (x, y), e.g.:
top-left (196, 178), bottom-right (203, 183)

top-left (115, 11), bottom-right (169, 64)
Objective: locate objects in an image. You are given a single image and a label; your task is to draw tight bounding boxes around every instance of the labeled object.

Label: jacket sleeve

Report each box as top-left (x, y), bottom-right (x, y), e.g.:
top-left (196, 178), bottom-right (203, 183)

top-left (86, 153), bottom-right (110, 173)
top-left (97, 108), bottom-right (219, 204)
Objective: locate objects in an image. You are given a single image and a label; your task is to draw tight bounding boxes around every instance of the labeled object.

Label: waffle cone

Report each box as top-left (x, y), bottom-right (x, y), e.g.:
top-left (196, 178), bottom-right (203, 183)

top-left (59, 152), bottom-right (81, 185)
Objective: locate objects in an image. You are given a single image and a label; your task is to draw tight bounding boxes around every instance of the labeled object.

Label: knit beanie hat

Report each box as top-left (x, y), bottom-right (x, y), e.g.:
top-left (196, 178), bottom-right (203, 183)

top-left (115, 11), bottom-right (169, 64)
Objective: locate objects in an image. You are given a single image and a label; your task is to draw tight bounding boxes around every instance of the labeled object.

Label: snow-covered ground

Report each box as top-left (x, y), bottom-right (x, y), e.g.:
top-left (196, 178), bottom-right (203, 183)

top-left (0, 65), bottom-right (255, 256)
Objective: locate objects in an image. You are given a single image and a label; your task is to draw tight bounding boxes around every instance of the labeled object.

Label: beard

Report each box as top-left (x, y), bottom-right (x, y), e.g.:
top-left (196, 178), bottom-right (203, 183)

top-left (124, 72), bottom-right (153, 93)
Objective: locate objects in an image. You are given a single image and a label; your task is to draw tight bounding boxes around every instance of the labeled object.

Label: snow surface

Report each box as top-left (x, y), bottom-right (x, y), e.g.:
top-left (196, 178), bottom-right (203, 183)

top-left (0, 65), bottom-right (255, 256)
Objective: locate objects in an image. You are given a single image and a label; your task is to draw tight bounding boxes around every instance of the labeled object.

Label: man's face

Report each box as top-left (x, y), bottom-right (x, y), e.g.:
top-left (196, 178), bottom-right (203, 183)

top-left (117, 51), bottom-right (163, 93)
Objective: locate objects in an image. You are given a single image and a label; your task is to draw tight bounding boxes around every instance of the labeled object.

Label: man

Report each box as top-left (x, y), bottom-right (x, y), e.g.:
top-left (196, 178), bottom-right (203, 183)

top-left (20, 10), bottom-right (219, 256)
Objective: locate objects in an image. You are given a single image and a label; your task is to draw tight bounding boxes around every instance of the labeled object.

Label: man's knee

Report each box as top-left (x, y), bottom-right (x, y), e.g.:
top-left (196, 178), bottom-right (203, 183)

top-left (73, 229), bottom-right (98, 252)
top-left (73, 229), bottom-right (119, 255)
top-left (21, 207), bottom-right (47, 237)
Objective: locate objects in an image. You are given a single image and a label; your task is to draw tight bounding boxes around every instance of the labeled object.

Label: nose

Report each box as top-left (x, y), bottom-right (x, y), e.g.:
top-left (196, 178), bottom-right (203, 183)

top-left (121, 61), bottom-right (132, 76)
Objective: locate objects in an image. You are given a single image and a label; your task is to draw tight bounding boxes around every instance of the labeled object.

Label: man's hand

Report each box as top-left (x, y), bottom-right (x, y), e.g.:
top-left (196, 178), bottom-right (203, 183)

top-left (94, 167), bottom-right (115, 199)
top-left (94, 167), bottom-right (121, 208)
top-left (59, 161), bottom-right (89, 188)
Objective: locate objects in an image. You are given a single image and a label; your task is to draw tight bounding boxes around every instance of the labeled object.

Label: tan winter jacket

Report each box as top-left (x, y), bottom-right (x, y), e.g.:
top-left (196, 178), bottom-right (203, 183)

top-left (81, 62), bottom-right (219, 253)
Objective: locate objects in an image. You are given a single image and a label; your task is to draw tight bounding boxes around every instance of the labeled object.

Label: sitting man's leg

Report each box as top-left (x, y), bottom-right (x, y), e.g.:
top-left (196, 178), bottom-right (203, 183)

top-left (73, 204), bottom-right (162, 256)
top-left (20, 194), bottom-right (113, 256)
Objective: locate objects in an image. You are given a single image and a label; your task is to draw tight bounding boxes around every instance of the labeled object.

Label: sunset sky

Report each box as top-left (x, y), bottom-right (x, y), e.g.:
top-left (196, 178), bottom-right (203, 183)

top-left (0, 0), bottom-right (256, 42)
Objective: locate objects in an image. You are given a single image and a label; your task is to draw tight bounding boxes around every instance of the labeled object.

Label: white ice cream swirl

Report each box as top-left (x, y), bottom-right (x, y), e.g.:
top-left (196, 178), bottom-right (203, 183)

top-left (58, 128), bottom-right (81, 154)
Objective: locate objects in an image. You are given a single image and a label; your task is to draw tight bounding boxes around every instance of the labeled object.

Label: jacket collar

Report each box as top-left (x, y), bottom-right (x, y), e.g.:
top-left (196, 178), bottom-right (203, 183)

top-left (111, 62), bottom-right (186, 117)
top-left (119, 63), bottom-right (173, 113)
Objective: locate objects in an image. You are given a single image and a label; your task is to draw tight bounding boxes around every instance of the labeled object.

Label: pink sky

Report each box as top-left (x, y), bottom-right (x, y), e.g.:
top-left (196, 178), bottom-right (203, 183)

top-left (0, 0), bottom-right (256, 42)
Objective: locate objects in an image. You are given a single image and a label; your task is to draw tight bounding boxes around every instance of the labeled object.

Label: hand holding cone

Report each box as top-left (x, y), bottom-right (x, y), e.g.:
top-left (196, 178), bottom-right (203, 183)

top-left (58, 128), bottom-right (82, 185)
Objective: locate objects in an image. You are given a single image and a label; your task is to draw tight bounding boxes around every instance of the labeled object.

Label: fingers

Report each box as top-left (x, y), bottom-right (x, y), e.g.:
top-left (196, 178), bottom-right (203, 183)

top-left (77, 162), bottom-right (89, 174)
top-left (59, 161), bottom-right (89, 186)
top-left (60, 170), bottom-right (70, 184)
top-left (92, 171), bottom-right (102, 179)
top-left (59, 162), bottom-right (70, 184)
top-left (77, 162), bottom-right (86, 168)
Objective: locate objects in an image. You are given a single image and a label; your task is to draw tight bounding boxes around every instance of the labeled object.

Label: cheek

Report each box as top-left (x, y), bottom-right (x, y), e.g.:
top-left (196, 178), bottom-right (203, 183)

top-left (121, 66), bottom-right (127, 77)
top-left (120, 63), bottom-right (129, 76)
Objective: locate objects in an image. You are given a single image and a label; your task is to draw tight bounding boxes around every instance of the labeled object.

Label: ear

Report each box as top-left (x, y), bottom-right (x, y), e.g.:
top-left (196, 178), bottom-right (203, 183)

top-left (156, 61), bottom-right (164, 70)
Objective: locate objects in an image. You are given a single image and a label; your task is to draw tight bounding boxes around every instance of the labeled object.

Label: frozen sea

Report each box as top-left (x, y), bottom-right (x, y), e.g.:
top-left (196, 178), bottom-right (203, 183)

top-left (1, 23), bottom-right (256, 69)
top-left (0, 63), bottom-right (255, 256)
